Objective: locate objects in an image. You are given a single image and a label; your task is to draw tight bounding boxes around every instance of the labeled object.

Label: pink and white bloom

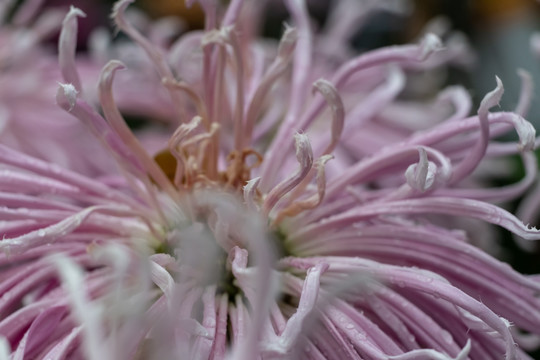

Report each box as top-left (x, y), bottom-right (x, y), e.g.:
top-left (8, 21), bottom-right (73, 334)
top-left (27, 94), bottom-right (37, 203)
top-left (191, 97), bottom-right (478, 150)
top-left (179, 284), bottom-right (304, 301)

top-left (1, 0), bottom-right (540, 359)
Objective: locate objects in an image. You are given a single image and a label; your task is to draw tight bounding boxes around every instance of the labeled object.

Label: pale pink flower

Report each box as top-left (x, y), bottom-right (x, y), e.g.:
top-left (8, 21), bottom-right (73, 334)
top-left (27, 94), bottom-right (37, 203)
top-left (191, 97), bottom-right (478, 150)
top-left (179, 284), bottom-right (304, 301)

top-left (1, 1), bottom-right (540, 359)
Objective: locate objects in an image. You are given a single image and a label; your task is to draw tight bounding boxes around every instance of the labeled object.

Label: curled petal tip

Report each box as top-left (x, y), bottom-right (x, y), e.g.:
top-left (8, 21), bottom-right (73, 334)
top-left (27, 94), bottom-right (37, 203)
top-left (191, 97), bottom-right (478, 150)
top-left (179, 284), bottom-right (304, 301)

top-left (100, 60), bottom-right (127, 85)
top-left (59, 6), bottom-right (85, 91)
top-left (277, 26), bottom-right (298, 59)
top-left (66, 5), bottom-right (86, 20)
top-left (318, 154), bottom-right (334, 164)
top-left (243, 177), bottom-right (261, 211)
top-left (514, 116), bottom-right (536, 152)
top-left (418, 33), bottom-right (443, 61)
top-left (112, 0), bottom-right (134, 23)
top-left (456, 339), bottom-right (472, 360)
top-left (479, 76), bottom-right (504, 118)
top-left (311, 78), bottom-right (331, 95)
top-left (105, 59), bottom-right (127, 71)
top-left (243, 177), bottom-right (261, 191)
top-left (405, 147), bottom-right (436, 192)
top-left (312, 79), bottom-right (344, 154)
top-left (495, 75), bottom-right (504, 89)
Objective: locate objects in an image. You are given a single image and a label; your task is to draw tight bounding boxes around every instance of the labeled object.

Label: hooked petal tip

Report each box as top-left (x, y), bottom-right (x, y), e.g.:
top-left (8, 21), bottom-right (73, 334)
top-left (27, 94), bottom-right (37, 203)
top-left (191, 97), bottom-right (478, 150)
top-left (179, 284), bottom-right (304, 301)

top-left (66, 6), bottom-right (86, 21)
top-left (514, 116), bottom-right (536, 152)
top-left (405, 147), bottom-right (436, 192)
top-left (112, 0), bottom-right (134, 25)
top-left (418, 33), bottom-right (443, 61)
top-left (277, 25), bottom-right (298, 60)
top-left (99, 60), bottom-right (127, 87)
top-left (478, 76), bottom-right (504, 119)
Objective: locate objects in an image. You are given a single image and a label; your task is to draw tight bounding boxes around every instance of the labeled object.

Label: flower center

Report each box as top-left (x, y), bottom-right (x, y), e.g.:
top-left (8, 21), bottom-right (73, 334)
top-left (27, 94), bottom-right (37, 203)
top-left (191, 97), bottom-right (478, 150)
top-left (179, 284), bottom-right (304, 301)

top-left (154, 146), bottom-right (263, 193)
top-left (152, 190), bottom-right (293, 304)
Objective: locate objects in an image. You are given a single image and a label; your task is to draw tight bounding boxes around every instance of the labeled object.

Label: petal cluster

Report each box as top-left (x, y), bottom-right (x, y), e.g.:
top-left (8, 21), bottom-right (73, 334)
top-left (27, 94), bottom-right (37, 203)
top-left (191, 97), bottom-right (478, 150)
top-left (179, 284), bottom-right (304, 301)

top-left (0, 1), bottom-right (539, 359)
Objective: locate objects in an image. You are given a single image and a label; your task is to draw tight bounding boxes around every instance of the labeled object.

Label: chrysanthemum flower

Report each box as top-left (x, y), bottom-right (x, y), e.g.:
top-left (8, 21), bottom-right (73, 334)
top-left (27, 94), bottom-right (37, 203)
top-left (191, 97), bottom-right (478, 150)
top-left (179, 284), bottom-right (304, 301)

top-left (1, 0), bottom-right (540, 359)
